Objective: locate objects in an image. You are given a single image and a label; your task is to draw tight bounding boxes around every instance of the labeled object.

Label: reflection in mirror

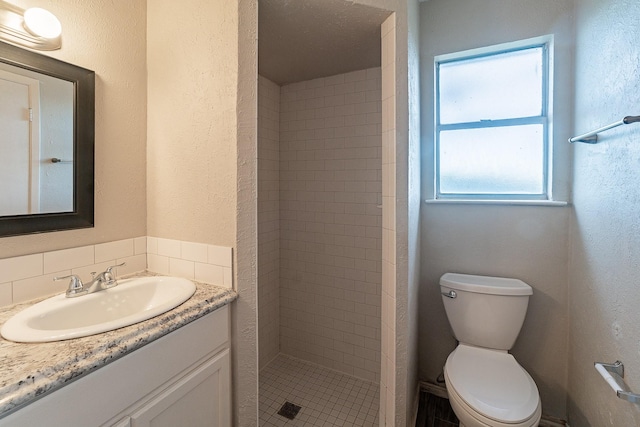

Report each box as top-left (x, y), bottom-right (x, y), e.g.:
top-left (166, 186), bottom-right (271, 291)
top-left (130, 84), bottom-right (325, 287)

top-left (0, 62), bottom-right (74, 216)
top-left (0, 41), bottom-right (94, 237)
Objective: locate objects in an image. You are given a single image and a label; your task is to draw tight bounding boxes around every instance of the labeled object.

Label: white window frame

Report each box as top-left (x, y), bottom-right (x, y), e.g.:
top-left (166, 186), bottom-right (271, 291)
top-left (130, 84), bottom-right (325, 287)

top-left (433, 35), bottom-right (553, 202)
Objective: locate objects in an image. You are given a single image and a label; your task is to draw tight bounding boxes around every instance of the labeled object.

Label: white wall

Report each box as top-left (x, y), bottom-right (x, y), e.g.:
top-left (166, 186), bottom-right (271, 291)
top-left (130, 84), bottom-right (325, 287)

top-left (569, 0), bottom-right (640, 425)
top-left (278, 68), bottom-right (383, 383)
top-left (418, 0), bottom-right (574, 419)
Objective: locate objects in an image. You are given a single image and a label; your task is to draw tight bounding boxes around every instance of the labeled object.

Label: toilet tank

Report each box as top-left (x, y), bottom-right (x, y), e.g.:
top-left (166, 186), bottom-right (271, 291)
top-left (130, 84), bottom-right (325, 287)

top-left (440, 273), bottom-right (533, 351)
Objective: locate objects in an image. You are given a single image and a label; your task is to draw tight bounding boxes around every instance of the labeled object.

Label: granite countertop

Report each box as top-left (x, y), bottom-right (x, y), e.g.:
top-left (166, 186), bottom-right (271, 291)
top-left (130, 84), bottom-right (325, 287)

top-left (0, 272), bottom-right (237, 418)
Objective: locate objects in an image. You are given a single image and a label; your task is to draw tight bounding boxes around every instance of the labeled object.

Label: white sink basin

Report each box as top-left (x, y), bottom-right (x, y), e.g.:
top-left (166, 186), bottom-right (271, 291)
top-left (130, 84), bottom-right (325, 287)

top-left (1, 276), bottom-right (196, 343)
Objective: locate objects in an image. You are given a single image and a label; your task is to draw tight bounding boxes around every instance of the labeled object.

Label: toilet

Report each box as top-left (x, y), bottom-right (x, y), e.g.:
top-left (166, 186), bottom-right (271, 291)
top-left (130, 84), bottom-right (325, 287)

top-left (440, 273), bottom-right (542, 427)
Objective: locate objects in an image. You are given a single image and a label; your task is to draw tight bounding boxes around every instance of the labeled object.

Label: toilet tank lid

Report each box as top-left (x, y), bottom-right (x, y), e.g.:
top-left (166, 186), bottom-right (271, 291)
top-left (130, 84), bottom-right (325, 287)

top-left (440, 273), bottom-right (532, 296)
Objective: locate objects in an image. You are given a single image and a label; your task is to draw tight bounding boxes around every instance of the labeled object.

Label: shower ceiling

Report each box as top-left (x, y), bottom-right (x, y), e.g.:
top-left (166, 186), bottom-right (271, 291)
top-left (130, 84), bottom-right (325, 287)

top-left (259, 0), bottom-right (391, 85)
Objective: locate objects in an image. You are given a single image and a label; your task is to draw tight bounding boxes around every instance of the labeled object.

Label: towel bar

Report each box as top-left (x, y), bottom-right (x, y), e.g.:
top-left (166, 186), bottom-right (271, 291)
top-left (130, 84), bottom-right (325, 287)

top-left (595, 361), bottom-right (640, 404)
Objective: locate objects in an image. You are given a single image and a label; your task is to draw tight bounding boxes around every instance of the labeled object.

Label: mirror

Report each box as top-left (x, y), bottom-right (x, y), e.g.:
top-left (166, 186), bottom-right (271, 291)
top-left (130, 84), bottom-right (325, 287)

top-left (0, 41), bottom-right (94, 237)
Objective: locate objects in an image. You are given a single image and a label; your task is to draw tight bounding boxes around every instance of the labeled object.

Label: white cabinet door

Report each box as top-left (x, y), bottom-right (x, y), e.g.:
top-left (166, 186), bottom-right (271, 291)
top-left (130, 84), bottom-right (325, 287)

top-left (130, 349), bottom-right (230, 427)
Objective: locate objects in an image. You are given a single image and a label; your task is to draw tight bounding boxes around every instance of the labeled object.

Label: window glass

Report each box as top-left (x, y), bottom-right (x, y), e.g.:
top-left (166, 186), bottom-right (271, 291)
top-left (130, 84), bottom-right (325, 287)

top-left (439, 47), bottom-right (543, 124)
top-left (439, 125), bottom-right (544, 194)
top-left (435, 39), bottom-right (550, 200)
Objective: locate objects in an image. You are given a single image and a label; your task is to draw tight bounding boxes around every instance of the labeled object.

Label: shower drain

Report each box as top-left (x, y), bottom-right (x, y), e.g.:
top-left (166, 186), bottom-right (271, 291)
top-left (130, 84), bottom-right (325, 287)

top-left (278, 401), bottom-right (302, 420)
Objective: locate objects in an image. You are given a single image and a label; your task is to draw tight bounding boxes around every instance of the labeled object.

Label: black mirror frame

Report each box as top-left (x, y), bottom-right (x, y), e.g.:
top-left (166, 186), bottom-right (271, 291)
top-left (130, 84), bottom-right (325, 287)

top-left (0, 42), bottom-right (94, 237)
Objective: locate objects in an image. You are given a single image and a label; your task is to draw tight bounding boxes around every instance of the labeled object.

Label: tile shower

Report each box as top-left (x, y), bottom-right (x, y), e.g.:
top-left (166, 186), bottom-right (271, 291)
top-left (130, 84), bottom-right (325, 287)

top-left (258, 68), bottom-right (382, 425)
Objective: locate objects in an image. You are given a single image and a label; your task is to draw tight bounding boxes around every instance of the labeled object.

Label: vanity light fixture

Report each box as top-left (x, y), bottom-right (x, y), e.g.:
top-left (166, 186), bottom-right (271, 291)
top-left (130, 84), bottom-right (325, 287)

top-left (0, 1), bottom-right (61, 50)
top-left (23, 7), bottom-right (62, 39)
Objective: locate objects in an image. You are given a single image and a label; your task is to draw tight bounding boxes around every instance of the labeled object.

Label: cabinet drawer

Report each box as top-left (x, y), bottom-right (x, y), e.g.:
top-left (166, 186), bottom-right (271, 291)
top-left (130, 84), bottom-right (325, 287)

top-left (130, 349), bottom-right (230, 427)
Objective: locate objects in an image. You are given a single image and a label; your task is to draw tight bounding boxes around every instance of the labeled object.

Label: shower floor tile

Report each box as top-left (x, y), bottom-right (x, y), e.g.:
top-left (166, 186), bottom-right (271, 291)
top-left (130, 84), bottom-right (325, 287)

top-left (259, 354), bottom-right (380, 426)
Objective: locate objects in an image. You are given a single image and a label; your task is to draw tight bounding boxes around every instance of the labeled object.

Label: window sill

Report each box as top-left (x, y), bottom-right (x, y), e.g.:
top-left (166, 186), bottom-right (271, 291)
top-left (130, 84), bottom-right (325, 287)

top-left (424, 199), bottom-right (569, 207)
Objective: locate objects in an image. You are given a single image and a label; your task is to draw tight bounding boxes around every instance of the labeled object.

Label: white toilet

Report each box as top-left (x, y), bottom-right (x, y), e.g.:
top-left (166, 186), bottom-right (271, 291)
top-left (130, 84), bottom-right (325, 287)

top-left (440, 273), bottom-right (542, 427)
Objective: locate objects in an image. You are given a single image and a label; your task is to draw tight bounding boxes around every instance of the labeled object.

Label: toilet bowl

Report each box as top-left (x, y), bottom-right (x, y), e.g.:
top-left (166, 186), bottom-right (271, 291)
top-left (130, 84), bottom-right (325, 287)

top-left (445, 344), bottom-right (541, 427)
top-left (440, 273), bottom-right (541, 427)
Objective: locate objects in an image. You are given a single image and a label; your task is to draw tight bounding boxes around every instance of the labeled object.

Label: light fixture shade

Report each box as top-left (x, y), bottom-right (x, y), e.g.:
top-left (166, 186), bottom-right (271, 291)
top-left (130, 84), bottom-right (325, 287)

top-left (23, 7), bottom-right (61, 39)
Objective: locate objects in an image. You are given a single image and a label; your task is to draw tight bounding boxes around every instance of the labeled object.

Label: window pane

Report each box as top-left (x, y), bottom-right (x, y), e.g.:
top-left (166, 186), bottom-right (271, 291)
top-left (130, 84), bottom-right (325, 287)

top-left (439, 125), bottom-right (544, 195)
top-left (439, 47), bottom-right (543, 124)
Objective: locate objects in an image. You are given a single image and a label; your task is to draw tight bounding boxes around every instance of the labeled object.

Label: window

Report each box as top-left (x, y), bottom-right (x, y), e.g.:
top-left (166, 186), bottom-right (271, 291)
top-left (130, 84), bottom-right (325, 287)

top-left (434, 36), bottom-right (552, 201)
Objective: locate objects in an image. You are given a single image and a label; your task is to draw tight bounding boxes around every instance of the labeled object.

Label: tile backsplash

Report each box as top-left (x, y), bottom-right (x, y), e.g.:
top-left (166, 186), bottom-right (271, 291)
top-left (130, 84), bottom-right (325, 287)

top-left (146, 237), bottom-right (232, 288)
top-left (0, 236), bottom-right (233, 309)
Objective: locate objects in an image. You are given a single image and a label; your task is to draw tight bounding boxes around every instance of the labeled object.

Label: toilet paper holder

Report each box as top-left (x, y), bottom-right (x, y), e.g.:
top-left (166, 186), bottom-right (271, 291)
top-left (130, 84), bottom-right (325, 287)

top-left (594, 361), bottom-right (640, 404)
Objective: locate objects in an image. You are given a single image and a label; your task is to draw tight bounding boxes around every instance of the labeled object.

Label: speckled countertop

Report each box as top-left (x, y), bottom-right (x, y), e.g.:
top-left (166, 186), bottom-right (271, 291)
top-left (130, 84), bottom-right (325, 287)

top-left (0, 273), bottom-right (237, 417)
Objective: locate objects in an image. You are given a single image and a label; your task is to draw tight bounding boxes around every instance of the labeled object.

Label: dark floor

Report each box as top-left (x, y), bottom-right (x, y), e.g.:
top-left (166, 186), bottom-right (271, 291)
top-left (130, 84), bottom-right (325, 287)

top-left (415, 389), bottom-right (460, 427)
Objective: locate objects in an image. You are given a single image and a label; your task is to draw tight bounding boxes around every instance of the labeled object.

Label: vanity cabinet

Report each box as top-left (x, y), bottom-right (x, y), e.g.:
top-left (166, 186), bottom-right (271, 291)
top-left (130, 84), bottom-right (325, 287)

top-left (0, 305), bottom-right (231, 427)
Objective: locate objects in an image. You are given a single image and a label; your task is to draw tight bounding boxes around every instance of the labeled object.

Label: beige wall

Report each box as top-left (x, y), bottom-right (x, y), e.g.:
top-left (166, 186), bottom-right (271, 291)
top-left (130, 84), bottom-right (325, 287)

top-left (147, 0), bottom-right (238, 247)
top-left (569, 0), bottom-right (640, 425)
top-left (418, 0), bottom-right (574, 420)
top-left (0, 0), bottom-right (147, 258)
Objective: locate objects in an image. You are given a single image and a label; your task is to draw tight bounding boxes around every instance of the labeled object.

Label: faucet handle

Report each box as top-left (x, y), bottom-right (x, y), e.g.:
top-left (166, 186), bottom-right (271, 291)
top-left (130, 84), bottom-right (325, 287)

top-left (102, 262), bottom-right (126, 289)
top-left (105, 262), bottom-right (126, 275)
top-left (54, 274), bottom-right (87, 298)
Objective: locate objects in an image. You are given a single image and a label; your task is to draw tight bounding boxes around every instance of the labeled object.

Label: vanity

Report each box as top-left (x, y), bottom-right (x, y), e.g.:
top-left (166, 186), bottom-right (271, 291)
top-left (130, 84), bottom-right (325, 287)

top-left (0, 276), bottom-right (236, 426)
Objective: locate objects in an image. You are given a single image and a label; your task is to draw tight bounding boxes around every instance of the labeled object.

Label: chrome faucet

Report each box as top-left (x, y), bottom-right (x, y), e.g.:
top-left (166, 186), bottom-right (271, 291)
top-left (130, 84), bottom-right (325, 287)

top-left (54, 262), bottom-right (126, 298)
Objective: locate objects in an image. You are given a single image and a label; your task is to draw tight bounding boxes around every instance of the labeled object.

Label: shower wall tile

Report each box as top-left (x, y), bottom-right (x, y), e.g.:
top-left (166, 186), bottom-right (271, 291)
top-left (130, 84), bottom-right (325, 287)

top-left (279, 67), bottom-right (382, 383)
top-left (380, 13), bottom-right (397, 427)
top-left (258, 75), bottom-right (281, 369)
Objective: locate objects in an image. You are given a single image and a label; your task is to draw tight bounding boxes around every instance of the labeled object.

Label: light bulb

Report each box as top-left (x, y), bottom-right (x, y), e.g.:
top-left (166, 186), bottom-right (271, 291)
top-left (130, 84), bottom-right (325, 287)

top-left (23, 7), bottom-right (62, 39)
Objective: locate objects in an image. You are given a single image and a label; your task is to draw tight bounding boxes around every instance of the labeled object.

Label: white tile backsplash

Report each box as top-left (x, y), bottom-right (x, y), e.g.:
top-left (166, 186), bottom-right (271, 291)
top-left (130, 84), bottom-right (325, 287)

top-left (43, 246), bottom-right (94, 274)
top-left (0, 254), bottom-right (43, 283)
top-left (147, 253), bottom-right (169, 275)
top-left (0, 282), bottom-right (12, 307)
top-left (169, 258), bottom-right (195, 279)
top-left (156, 237), bottom-right (181, 258)
top-left (207, 244), bottom-right (233, 268)
top-left (181, 241), bottom-right (208, 263)
top-left (13, 271), bottom-right (68, 304)
top-left (95, 239), bottom-right (134, 264)
top-left (117, 254), bottom-right (147, 276)
top-left (195, 262), bottom-right (225, 285)
top-left (134, 237), bottom-right (147, 255)
top-left (0, 236), bottom-right (233, 308)
top-left (147, 237), bottom-right (233, 288)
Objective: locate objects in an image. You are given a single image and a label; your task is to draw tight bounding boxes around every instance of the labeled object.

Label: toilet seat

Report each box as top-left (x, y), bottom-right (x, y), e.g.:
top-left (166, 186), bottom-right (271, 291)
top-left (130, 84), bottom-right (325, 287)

top-left (444, 344), bottom-right (541, 426)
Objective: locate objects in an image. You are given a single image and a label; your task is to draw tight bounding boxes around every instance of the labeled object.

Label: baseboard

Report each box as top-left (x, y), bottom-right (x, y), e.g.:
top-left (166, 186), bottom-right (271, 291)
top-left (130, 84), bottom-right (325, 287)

top-left (419, 381), bottom-right (568, 427)
top-left (539, 416), bottom-right (568, 427)
top-left (419, 381), bottom-right (448, 399)
top-left (410, 383), bottom-right (420, 427)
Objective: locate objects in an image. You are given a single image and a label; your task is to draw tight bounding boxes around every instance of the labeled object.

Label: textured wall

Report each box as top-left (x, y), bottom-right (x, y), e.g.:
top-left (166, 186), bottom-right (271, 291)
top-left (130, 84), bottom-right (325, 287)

top-left (0, 0), bottom-right (147, 258)
top-left (147, 0), bottom-right (237, 247)
top-left (418, 0), bottom-right (574, 419)
top-left (279, 68), bottom-right (383, 383)
top-left (569, 1), bottom-right (640, 425)
top-left (406, 0), bottom-right (422, 423)
top-left (258, 75), bottom-right (280, 369)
